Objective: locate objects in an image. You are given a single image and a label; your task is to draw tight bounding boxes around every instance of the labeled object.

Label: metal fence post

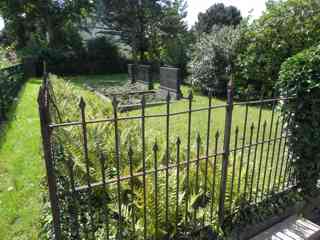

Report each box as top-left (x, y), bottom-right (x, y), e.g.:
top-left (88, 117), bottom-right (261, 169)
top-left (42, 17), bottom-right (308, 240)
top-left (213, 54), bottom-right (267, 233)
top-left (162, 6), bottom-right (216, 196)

top-left (38, 78), bottom-right (62, 240)
top-left (218, 79), bottom-right (234, 225)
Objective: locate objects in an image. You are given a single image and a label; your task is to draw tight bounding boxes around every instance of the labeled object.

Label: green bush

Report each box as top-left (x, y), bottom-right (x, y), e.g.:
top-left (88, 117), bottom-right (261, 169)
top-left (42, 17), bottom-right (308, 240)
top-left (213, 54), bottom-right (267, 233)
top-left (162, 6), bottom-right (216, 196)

top-left (189, 25), bottom-right (241, 96)
top-left (237, 0), bottom-right (320, 95)
top-left (0, 64), bottom-right (25, 122)
top-left (278, 44), bottom-right (320, 197)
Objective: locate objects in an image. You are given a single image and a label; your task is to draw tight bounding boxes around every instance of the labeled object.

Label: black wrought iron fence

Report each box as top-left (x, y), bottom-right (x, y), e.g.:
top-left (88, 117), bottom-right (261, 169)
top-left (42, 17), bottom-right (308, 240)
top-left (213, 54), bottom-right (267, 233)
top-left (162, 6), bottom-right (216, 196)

top-left (39, 76), bottom-right (298, 240)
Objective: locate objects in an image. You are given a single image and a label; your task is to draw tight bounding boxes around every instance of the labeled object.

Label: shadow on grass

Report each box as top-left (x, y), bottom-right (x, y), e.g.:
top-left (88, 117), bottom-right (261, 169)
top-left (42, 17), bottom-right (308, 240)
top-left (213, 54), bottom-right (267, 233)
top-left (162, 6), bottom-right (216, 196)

top-left (0, 79), bottom-right (41, 150)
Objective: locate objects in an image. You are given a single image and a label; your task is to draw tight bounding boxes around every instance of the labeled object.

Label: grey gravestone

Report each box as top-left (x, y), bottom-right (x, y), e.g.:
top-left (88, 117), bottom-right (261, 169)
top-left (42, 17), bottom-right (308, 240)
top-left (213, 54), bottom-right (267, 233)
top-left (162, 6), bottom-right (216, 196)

top-left (128, 64), bottom-right (153, 90)
top-left (128, 64), bottom-right (135, 83)
top-left (136, 65), bottom-right (153, 90)
top-left (160, 67), bottom-right (182, 100)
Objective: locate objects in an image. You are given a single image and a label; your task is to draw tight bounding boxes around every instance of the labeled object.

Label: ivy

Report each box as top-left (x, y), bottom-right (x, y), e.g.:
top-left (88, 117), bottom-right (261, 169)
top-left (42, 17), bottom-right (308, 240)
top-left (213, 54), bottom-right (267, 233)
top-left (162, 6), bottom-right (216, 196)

top-left (278, 44), bottom-right (320, 197)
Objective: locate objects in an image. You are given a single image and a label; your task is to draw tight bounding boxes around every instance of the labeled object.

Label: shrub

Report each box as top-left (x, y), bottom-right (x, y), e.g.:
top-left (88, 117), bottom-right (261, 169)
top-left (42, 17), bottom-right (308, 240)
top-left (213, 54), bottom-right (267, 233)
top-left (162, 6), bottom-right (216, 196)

top-left (189, 25), bottom-right (241, 96)
top-left (278, 44), bottom-right (320, 197)
top-left (0, 64), bottom-right (25, 122)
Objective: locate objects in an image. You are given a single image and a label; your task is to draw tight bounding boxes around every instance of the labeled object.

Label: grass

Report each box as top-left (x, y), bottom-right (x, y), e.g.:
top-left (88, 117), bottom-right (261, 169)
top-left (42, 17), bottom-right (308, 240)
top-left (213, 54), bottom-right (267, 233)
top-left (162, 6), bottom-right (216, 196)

top-left (0, 79), bottom-right (43, 240)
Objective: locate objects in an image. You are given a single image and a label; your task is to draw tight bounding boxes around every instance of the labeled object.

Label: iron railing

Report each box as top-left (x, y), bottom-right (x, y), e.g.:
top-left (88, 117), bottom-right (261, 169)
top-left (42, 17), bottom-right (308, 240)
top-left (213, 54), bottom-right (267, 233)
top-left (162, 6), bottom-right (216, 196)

top-left (39, 76), bottom-right (298, 240)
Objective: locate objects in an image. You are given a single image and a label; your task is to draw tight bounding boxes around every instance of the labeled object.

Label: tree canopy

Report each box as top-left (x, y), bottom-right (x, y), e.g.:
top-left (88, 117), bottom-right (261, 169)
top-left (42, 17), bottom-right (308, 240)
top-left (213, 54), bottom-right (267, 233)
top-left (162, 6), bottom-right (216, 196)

top-left (195, 3), bottom-right (242, 34)
top-left (0, 0), bottom-right (93, 49)
top-left (237, 0), bottom-right (320, 95)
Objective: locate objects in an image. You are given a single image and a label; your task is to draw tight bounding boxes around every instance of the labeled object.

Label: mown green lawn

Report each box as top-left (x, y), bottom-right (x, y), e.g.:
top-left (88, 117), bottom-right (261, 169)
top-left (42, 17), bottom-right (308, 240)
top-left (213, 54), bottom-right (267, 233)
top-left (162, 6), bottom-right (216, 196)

top-left (0, 79), bottom-right (43, 240)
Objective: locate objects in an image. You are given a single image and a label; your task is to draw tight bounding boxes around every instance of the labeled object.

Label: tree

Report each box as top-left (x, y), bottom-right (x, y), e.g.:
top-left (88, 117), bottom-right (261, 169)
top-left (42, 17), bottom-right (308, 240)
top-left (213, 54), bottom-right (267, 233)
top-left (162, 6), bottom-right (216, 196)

top-left (0, 0), bottom-right (93, 49)
top-left (195, 3), bottom-right (242, 34)
top-left (101, 0), bottom-right (164, 62)
top-left (160, 0), bottom-right (193, 76)
top-left (190, 25), bottom-right (241, 96)
top-left (237, 0), bottom-right (320, 96)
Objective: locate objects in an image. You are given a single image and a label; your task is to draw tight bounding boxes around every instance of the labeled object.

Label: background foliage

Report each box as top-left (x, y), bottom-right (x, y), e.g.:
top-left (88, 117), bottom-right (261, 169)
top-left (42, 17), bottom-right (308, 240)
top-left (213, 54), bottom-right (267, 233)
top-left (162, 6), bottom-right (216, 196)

top-left (237, 0), bottom-right (320, 96)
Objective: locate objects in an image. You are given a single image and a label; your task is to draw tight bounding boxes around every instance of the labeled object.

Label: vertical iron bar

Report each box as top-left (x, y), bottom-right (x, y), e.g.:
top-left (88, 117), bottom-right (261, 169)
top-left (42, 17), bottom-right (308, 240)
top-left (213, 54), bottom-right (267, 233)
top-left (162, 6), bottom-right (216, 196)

top-left (175, 137), bottom-right (181, 232)
top-left (237, 103), bottom-right (249, 195)
top-left (153, 142), bottom-right (159, 238)
top-left (141, 96), bottom-right (147, 239)
top-left (230, 126), bottom-right (239, 211)
top-left (99, 153), bottom-right (110, 240)
top-left (261, 101), bottom-right (276, 198)
top-left (249, 99), bottom-right (263, 202)
top-left (272, 115), bottom-right (286, 191)
top-left (286, 148), bottom-right (295, 189)
top-left (282, 113), bottom-right (294, 190)
top-left (210, 131), bottom-right (220, 222)
top-left (204, 91), bottom-right (213, 195)
top-left (201, 90), bottom-right (212, 225)
top-left (66, 157), bottom-right (80, 239)
top-left (218, 81), bottom-right (234, 225)
top-left (244, 123), bottom-right (255, 200)
top-left (185, 91), bottom-right (193, 223)
top-left (255, 121), bottom-right (267, 203)
top-left (38, 84), bottom-right (62, 240)
top-left (128, 147), bottom-right (135, 237)
top-left (267, 118), bottom-right (280, 195)
top-left (195, 134), bottom-right (201, 194)
top-left (282, 143), bottom-right (292, 191)
top-left (195, 134), bottom-right (201, 220)
top-left (79, 98), bottom-right (95, 239)
top-left (165, 92), bottom-right (170, 233)
top-left (112, 97), bottom-right (122, 239)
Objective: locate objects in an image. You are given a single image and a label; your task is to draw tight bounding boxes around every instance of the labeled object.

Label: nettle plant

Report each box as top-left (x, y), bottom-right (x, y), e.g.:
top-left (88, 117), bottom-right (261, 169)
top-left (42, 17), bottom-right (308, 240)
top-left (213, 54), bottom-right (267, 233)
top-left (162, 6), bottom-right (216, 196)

top-left (278, 44), bottom-right (320, 197)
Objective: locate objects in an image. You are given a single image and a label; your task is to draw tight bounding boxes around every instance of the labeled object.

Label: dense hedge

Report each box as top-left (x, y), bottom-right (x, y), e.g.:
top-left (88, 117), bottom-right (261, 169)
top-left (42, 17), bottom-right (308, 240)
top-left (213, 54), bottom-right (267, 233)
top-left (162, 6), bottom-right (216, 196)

top-left (278, 44), bottom-right (320, 197)
top-left (29, 36), bottom-right (129, 76)
top-left (0, 64), bottom-right (25, 122)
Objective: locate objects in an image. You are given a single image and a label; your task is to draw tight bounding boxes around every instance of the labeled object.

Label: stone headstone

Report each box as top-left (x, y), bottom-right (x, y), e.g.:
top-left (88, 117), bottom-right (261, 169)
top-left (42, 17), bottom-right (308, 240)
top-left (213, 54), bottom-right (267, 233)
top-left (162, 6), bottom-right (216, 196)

top-left (128, 64), bottom-right (153, 90)
top-left (160, 67), bottom-right (182, 100)
top-left (128, 64), bottom-right (136, 83)
top-left (136, 65), bottom-right (153, 90)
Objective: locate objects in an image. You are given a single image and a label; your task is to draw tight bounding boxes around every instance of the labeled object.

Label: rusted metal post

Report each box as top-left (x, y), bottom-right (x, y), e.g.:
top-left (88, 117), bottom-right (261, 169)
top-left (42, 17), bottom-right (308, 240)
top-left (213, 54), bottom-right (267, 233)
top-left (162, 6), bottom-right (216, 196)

top-left (218, 77), bottom-right (234, 225)
top-left (38, 78), bottom-right (62, 240)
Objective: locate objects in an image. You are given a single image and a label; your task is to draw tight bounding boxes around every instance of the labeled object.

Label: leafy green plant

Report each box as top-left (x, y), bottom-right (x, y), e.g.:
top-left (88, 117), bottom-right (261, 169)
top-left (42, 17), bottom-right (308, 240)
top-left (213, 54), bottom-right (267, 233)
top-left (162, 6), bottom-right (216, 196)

top-left (278, 44), bottom-right (320, 197)
top-left (0, 64), bottom-right (25, 122)
top-left (237, 0), bottom-right (320, 96)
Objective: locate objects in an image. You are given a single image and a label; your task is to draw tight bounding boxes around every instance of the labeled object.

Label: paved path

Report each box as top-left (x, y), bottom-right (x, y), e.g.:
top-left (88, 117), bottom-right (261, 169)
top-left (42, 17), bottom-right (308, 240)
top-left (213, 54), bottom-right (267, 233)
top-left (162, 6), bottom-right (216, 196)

top-left (250, 216), bottom-right (320, 240)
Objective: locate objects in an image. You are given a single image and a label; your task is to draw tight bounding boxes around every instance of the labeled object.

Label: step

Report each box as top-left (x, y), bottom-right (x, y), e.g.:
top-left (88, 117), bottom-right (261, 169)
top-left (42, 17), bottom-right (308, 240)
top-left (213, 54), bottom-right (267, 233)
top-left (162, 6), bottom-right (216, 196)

top-left (249, 215), bottom-right (320, 240)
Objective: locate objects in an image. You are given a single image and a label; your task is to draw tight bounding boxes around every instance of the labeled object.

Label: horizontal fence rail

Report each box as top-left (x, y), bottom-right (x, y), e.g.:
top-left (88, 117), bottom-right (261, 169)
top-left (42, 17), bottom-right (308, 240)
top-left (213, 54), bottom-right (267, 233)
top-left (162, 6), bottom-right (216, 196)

top-left (39, 76), bottom-right (300, 240)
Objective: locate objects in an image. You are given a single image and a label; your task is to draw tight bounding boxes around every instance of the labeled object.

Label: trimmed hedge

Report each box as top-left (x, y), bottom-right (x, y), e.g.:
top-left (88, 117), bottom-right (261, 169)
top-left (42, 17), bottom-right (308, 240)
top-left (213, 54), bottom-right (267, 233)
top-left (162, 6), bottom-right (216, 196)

top-left (0, 64), bottom-right (25, 121)
top-left (278, 44), bottom-right (320, 197)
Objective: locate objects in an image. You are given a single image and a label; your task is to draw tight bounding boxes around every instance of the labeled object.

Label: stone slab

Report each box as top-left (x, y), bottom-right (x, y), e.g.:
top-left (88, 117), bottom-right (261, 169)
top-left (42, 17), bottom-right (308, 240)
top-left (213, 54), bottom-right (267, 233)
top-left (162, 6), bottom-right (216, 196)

top-left (249, 216), bottom-right (320, 240)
